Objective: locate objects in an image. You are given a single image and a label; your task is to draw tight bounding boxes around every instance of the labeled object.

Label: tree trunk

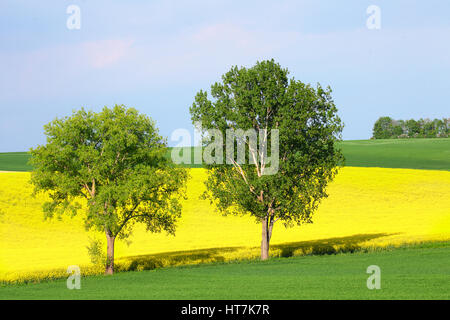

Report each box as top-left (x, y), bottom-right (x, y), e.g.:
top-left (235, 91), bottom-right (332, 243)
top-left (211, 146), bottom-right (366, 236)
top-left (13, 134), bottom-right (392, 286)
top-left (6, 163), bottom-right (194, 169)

top-left (105, 231), bottom-right (115, 275)
top-left (261, 217), bottom-right (269, 260)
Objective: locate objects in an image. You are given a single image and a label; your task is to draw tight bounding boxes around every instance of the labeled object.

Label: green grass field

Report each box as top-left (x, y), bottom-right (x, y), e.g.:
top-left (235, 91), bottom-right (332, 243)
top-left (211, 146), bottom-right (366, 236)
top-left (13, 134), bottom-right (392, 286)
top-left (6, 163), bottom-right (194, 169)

top-left (1, 138), bottom-right (449, 299)
top-left (1, 243), bottom-right (449, 299)
top-left (340, 138), bottom-right (450, 171)
top-left (0, 152), bottom-right (34, 172)
top-left (2, 138), bottom-right (449, 172)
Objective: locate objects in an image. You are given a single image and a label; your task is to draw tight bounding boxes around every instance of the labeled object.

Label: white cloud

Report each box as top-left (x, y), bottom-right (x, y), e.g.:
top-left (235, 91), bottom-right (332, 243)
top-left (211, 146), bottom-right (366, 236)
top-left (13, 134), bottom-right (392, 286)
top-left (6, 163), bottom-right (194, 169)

top-left (1, 23), bottom-right (449, 101)
top-left (82, 39), bottom-right (134, 69)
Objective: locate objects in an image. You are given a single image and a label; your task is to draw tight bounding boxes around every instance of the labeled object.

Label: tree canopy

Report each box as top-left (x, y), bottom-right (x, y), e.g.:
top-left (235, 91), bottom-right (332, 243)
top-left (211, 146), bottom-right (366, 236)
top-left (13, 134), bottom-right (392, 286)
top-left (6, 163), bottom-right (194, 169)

top-left (372, 117), bottom-right (449, 139)
top-left (190, 60), bottom-right (344, 260)
top-left (30, 105), bottom-right (188, 273)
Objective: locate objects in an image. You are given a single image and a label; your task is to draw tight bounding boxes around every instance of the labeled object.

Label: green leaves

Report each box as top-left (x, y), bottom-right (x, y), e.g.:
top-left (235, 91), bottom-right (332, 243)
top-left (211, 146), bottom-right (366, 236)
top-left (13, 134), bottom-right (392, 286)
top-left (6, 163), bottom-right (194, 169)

top-left (373, 117), bottom-right (450, 139)
top-left (191, 60), bottom-right (344, 227)
top-left (30, 105), bottom-right (188, 239)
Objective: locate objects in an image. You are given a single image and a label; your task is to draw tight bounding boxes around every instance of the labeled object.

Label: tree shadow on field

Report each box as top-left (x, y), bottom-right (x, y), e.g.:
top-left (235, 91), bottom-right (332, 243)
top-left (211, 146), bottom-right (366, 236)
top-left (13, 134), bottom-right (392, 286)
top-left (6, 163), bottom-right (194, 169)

top-left (117, 232), bottom-right (396, 272)
top-left (272, 233), bottom-right (397, 258)
top-left (119, 246), bottom-right (240, 272)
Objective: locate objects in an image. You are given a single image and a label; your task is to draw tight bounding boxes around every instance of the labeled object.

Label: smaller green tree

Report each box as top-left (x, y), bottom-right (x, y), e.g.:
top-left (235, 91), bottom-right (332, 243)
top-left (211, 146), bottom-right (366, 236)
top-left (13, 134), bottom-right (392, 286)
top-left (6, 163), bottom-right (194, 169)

top-left (422, 118), bottom-right (435, 138)
top-left (86, 237), bottom-right (106, 266)
top-left (405, 119), bottom-right (420, 137)
top-left (444, 118), bottom-right (450, 136)
top-left (372, 116), bottom-right (394, 139)
top-left (417, 118), bottom-right (426, 137)
top-left (433, 119), bottom-right (444, 137)
top-left (435, 118), bottom-right (448, 137)
top-left (30, 105), bottom-right (188, 274)
top-left (392, 120), bottom-right (404, 137)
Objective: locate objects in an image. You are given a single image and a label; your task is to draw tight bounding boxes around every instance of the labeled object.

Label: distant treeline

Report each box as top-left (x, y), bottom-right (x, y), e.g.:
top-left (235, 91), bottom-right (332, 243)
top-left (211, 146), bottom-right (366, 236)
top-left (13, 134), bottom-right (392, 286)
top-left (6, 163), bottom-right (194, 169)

top-left (372, 117), bottom-right (450, 139)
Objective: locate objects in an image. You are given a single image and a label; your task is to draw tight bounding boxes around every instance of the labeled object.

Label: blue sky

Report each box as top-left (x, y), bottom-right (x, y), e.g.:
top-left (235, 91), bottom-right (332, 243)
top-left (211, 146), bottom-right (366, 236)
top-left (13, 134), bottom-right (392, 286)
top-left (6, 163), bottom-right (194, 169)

top-left (1, 0), bottom-right (449, 151)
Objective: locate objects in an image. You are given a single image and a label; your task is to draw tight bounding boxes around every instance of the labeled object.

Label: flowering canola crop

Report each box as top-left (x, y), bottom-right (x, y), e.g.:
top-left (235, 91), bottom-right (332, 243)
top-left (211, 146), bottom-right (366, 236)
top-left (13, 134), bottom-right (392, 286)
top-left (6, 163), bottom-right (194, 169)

top-left (1, 167), bottom-right (449, 283)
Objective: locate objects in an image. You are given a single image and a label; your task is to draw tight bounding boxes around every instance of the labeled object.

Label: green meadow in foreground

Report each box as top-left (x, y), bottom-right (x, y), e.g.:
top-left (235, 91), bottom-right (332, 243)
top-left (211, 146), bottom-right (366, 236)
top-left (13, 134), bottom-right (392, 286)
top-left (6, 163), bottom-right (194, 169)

top-left (1, 138), bottom-right (449, 172)
top-left (1, 243), bottom-right (449, 299)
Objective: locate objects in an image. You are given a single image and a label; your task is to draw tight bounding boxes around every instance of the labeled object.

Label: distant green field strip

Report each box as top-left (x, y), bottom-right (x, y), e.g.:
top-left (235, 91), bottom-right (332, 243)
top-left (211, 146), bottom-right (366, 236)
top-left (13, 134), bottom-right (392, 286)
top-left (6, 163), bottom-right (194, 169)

top-left (0, 149), bottom-right (203, 171)
top-left (1, 244), bottom-right (450, 299)
top-left (0, 152), bottom-right (32, 171)
top-left (1, 138), bottom-right (449, 171)
top-left (340, 138), bottom-right (450, 171)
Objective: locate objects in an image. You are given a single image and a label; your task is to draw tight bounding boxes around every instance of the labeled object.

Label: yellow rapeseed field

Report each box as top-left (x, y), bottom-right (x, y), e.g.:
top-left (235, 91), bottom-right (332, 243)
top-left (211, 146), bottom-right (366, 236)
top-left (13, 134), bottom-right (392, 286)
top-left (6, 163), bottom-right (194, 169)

top-left (1, 167), bottom-right (449, 283)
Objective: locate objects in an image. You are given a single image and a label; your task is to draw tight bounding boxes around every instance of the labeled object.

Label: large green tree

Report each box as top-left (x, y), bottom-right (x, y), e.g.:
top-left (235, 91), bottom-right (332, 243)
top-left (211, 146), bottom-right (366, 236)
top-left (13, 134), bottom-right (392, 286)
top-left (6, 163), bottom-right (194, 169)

top-left (30, 105), bottom-right (188, 274)
top-left (190, 60), bottom-right (344, 260)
